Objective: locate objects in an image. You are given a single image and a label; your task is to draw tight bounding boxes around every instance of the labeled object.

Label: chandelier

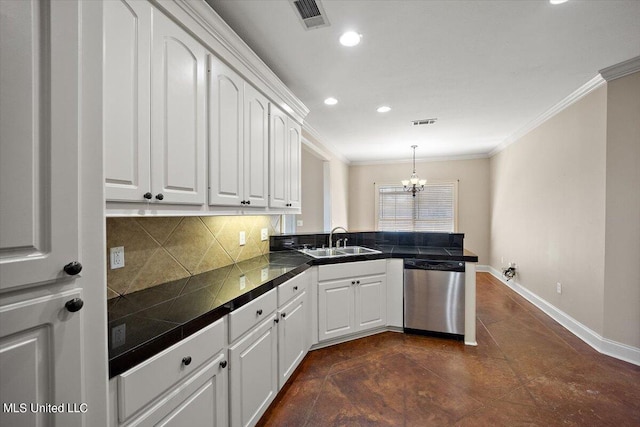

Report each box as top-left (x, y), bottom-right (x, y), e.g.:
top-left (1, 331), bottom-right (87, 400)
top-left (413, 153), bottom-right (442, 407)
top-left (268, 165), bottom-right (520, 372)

top-left (401, 145), bottom-right (426, 197)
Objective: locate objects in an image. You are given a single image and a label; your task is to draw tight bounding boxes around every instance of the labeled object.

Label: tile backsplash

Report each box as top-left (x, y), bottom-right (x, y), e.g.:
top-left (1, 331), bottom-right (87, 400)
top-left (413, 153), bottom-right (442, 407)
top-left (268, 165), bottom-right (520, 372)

top-left (106, 215), bottom-right (280, 298)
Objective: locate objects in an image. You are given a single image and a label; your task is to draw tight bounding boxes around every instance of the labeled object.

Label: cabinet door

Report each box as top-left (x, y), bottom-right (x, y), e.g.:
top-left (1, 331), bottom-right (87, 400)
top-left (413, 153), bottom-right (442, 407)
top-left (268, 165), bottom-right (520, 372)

top-left (0, 0), bottom-right (79, 290)
top-left (229, 316), bottom-right (278, 427)
top-left (208, 55), bottom-right (244, 206)
top-left (151, 11), bottom-right (206, 205)
top-left (287, 118), bottom-right (302, 209)
top-left (277, 291), bottom-right (308, 388)
top-left (269, 104), bottom-right (288, 208)
top-left (244, 84), bottom-right (269, 207)
top-left (0, 289), bottom-right (84, 427)
top-left (125, 352), bottom-right (228, 427)
top-left (356, 275), bottom-right (387, 332)
top-left (318, 279), bottom-right (355, 341)
top-left (103, 0), bottom-right (151, 202)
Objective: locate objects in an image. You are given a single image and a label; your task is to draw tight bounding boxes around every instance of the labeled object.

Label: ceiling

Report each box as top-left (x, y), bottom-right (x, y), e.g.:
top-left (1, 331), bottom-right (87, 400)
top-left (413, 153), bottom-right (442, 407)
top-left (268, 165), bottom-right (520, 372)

top-left (206, 0), bottom-right (640, 163)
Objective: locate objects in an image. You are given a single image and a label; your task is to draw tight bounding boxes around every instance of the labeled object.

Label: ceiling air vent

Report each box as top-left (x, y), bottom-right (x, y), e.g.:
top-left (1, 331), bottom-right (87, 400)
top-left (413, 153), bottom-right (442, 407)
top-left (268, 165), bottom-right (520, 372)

top-left (290, 0), bottom-right (330, 30)
top-left (412, 118), bottom-right (438, 126)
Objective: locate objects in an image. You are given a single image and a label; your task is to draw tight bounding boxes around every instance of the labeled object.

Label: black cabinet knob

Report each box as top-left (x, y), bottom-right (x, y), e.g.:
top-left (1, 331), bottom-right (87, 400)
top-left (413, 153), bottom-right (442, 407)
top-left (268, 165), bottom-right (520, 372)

top-left (220, 360), bottom-right (227, 369)
top-left (357, 280), bottom-right (361, 284)
top-left (155, 193), bottom-right (164, 201)
top-left (240, 200), bottom-right (246, 205)
top-left (274, 318), bottom-right (279, 324)
top-left (281, 312), bottom-right (286, 318)
top-left (182, 356), bottom-right (192, 366)
top-left (63, 261), bottom-right (83, 275)
top-left (256, 309), bottom-right (263, 316)
top-left (351, 281), bottom-right (356, 285)
top-left (143, 192), bottom-right (153, 200)
top-left (293, 286), bottom-right (298, 291)
top-left (246, 200), bottom-right (251, 205)
top-left (65, 298), bottom-right (84, 312)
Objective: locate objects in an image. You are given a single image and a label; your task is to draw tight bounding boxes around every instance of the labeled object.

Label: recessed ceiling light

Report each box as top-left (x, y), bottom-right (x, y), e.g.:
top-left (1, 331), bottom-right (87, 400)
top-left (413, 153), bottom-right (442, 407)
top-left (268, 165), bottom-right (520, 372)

top-left (549, 0), bottom-right (568, 4)
top-left (324, 97), bottom-right (338, 105)
top-left (377, 106), bottom-right (391, 113)
top-left (339, 31), bottom-right (362, 47)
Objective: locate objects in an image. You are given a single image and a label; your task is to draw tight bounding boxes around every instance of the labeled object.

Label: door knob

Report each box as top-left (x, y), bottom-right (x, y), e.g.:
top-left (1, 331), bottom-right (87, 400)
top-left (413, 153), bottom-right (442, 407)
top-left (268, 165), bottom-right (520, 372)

top-left (182, 356), bottom-right (192, 366)
top-left (256, 309), bottom-right (263, 316)
top-left (155, 193), bottom-right (164, 201)
top-left (143, 192), bottom-right (152, 200)
top-left (65, 298), bottom-right (84, 312)
top-left (63, 261), bottom-right (82, 275)
top-left (220, 360), bottom-right (228, 369)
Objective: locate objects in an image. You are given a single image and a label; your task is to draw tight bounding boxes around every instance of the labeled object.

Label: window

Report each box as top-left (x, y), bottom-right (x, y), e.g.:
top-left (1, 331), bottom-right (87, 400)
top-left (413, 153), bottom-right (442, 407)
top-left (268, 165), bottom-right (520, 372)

top-left (376, 181), bottom-right (458, 232)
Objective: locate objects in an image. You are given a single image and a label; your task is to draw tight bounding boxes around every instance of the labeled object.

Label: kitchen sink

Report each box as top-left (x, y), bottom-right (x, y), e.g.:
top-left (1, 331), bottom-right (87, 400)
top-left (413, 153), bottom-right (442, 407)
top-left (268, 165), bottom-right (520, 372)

top-left (298, 246), bottom-right (381, 259)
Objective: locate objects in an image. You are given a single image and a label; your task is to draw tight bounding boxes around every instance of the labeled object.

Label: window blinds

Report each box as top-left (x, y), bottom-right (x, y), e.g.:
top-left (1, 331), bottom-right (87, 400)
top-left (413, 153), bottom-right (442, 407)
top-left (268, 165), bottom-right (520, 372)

top-left (377, 182), bottom-right (456, 232)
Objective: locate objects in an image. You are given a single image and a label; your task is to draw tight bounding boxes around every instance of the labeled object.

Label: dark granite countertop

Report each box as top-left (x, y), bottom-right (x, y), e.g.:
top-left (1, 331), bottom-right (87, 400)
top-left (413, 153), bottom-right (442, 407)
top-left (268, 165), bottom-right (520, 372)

top-left (108, 246), bottom-right (478, 377)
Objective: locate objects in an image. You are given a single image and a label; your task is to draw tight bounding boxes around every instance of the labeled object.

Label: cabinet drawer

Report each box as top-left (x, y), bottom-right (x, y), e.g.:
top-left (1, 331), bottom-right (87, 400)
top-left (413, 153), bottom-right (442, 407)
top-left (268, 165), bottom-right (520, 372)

top-left (278, 271), bottom-right (309, 307)
top-left (117, 317), bottom-right (225, 423)
top-left (318, 259), bottom-right (386, 282)
top-left (229, 288), bottom-right (277, 342)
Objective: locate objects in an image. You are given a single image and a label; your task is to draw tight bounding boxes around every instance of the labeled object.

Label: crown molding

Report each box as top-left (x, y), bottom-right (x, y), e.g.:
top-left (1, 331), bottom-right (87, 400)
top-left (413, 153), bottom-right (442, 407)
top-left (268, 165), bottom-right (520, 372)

top-left (351, 153), bottom-right (489, 167)
top-left (489, 74), bottom-right (606, 157)
top-left (155, 0), bottom-right (309, 123)
top-left (599, 55), bottom-right (640, 82)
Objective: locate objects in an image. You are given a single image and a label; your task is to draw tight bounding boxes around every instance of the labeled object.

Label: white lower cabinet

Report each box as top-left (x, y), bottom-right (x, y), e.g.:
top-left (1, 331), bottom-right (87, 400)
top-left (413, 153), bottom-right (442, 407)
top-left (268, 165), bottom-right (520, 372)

top-left (318, 260), bottom-right (387, 342)
top-left (277, 271), bottom-right (311, 388)
top-left (229, 314), bottom-right (278, 427)
top-left (112, 318), bottom-right (227, 427)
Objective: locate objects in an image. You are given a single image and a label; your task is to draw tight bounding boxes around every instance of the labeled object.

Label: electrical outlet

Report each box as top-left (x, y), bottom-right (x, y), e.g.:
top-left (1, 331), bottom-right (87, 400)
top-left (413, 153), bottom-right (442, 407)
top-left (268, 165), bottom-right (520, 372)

top-left (111, 324), bottom-right (126, 348)
top-left (239, 275), bottom-right (246, 290)
top-left (110, 246), bottom-right (125, 269)
top-left (556, 282), bottom-right (562, 294)
top-left (261, 228), bottom-right (268, 241)
top-left (297, 220), bottom-right (304, 227)
top-left (261, 267), bottom-right (269, 282)
top-left (239, 231), bottom-right (246, 246)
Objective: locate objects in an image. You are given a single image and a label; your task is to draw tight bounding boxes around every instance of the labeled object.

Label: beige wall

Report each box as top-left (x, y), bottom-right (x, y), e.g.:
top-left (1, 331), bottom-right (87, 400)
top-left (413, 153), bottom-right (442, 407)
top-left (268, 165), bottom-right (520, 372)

top-left (489, 86), bottom-right (608, 335)
top-left (603, 72), bottom-right (640, 348)
top-left (297, 146), bottom-right (325, 233)
top-left (301, 129), bottom-right (350, 230)
top-left (348, 158), bottom-right (491, 264)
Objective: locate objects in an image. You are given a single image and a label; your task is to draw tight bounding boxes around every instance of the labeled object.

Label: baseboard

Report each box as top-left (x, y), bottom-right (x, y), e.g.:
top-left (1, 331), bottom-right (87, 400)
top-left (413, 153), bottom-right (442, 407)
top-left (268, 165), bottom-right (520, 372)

top-left (486, 267), bottom-right (640, 366)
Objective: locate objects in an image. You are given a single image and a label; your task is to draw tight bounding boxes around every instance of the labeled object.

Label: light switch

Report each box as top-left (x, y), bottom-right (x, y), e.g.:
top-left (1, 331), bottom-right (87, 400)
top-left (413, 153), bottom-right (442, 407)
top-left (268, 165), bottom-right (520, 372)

top-left (239, 231), bottom-right (246, 246)
top-left (261, 228), bottom-right (269, 241)
top-left (261, 267), bottom-right (269, 282)
top-left (239, 275), bottom-right (246, 290)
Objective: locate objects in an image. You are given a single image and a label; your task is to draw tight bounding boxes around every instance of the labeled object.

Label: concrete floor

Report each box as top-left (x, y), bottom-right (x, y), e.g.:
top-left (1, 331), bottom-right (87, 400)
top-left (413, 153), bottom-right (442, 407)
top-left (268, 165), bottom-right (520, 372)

top-left (257, 273), bottom-right (640, 426)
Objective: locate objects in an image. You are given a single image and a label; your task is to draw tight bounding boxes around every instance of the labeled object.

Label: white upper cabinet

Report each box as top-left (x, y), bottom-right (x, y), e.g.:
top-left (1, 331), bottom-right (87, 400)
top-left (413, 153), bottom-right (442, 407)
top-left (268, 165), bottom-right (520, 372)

top-left (208, 57), bottom-right (268, 207)
top-left (104, 2), bottom-right (206, 205)
top-left (151, 10), bottom-right (206, 205)
top-left (103, 0), bottom-right (151, 203)
top-left (269, 105), bottom-right (302, 209)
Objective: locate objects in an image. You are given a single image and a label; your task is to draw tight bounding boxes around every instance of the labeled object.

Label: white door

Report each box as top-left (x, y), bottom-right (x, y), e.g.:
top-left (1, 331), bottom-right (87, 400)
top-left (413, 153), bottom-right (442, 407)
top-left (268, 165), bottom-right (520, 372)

top-left (151, 11), bottom-right (206, 205)
top-left (269, 104), bottom-right (288, 208)
top-left (287, 119), bottom-right (302, 209)
top-left (209, 55), bottom-right (244, 206)
top-left (103, 0), bottom-right (152, 202)
top-left (356, 275), bottom-right (387, 332)
top-left (244, 84), bottom-right (269, 207)
top-left (0, 290), bottom-right (84, 427)
top-left (229, 316), bottom-right (278, 427)
top-left (277, 291), bottom-right (307, 388)
top-left (0, 0), bottom-right (79, 291)
top-left (318, 279), bottom-right (355, 341)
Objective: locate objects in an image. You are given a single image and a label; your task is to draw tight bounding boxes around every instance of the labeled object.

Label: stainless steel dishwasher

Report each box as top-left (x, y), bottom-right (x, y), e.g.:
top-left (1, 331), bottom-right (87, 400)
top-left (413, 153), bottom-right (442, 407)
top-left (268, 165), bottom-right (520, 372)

top-left (403, 259), bottom-right (465, 338)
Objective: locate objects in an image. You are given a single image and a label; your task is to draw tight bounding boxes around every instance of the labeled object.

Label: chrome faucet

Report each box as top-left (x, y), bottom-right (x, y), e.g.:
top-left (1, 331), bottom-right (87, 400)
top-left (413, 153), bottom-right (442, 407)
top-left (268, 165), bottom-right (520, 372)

top-left (329, 226), bottom-right (348, 249)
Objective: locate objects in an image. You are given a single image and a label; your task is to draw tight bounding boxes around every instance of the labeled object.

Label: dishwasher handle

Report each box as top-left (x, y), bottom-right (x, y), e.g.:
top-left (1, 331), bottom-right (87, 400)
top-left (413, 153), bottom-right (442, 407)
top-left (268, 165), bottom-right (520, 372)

top-left (403, 258), bottom-right (465, 272)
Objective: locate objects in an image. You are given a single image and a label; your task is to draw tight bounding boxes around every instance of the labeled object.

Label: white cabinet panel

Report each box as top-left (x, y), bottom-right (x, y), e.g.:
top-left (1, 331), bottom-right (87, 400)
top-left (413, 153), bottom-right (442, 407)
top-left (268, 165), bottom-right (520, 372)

top-left (229, 315), bottom-right (278, 427)
top-left (269, 105), bottom-right (288, 208)
top-left (0, 289), bottom-right (84, 427)
top-left (151, 11), bottom-right (206, 204)
top-left (318, 280), bottom-right (355, 341)
top-left (244, 84), bottom-right (269, 207)
top-left (0, 0), bottom-right (79, 290)
top-left (277, 291), bottom-right (308, 388)
top-left (356, 276), bottom-right (387, 330)
top-left (209, 56), bottom-right (244, 205)
top-left (104, 0), bottom-right (151, 202)
top-left (287, 120), bottom-right (302, 209)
